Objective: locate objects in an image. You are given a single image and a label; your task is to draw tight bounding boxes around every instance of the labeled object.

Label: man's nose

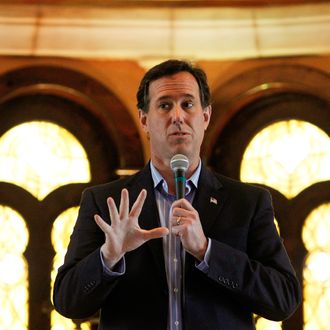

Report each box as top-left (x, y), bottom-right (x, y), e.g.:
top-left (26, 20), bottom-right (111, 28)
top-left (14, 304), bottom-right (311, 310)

top-left (172, 105), bottom-right (184, 124)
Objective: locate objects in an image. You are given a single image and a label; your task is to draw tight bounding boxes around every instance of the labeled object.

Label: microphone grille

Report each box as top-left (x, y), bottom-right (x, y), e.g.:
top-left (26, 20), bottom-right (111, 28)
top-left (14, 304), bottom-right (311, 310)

top-left (170, 154), bottom-right (189, 172)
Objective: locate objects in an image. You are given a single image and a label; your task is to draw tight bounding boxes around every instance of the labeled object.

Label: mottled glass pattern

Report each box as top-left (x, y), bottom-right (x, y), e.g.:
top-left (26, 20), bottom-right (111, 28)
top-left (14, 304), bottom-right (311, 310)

top-left (0, 205), bottom-right (28, 330)
top-left (241, 120), bottom-right (330, 199)
top-left (0, 121), bottom-right (91, 200)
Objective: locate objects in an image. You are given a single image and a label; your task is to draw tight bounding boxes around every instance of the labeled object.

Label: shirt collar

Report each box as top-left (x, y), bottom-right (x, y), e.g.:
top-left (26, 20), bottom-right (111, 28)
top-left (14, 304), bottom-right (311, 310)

top-left (150, 159), bottom-right (201, 194)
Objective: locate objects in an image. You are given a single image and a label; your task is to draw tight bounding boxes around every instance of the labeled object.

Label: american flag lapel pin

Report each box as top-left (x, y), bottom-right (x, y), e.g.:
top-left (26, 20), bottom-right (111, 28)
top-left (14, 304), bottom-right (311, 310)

top-left (210, 197), bottom-right (218, 205)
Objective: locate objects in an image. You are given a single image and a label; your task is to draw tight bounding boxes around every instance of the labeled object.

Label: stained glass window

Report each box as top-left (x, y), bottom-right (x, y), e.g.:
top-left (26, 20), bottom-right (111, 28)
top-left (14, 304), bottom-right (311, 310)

top-left (0, 121), bottom-right (92, 329)
top-left (302, 203), bottom-right (330, 330)
top-left (51, 208), bottom-right (91, 330)
top-left (253, 218), bottom-right (281, 330)
top-left (255, 317), bottom-right (282, 330)
top-left (0, 205), bottom-right (29, 330)
top-left (240, 119), bottom-right (330, 330)
top-left (0, 121), bottom-right (91, 201)
top-left (240, 120), bottom-right (330, 199)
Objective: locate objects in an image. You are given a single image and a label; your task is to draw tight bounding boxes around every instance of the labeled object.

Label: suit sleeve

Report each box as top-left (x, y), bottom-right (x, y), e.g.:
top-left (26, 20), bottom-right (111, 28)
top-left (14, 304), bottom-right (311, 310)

top-left (53, 188), bottom-right (120, 319)
top-left (206, 189), bottom-right (301, 321)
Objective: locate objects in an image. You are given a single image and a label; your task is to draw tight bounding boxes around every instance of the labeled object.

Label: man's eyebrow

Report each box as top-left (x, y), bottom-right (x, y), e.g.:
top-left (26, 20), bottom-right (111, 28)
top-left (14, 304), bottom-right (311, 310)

top-left (182, 94), bottom-right (196, 99)
top-left (156, 94), bottom-right (196, 101)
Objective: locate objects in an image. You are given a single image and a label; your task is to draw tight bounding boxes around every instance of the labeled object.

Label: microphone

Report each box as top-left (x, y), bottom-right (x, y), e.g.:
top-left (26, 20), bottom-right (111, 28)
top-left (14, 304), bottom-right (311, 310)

top-left (170, 154), bottom-right (189, 200)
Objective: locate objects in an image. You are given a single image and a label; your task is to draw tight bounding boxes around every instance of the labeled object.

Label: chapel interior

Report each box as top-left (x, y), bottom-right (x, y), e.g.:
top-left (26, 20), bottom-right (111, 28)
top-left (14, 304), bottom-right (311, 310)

top-left (0, 1), bottom-right (329, 329)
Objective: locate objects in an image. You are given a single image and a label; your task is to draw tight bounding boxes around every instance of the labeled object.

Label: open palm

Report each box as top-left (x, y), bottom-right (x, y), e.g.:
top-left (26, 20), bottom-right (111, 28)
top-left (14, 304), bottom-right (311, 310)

top-left (94, 188), bottom-right (168, 269)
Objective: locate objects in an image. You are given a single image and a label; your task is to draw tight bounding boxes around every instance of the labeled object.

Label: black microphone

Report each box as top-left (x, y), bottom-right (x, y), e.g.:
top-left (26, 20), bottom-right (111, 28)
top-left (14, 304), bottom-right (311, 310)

top-left (170, 154), bottom-right (189, 200)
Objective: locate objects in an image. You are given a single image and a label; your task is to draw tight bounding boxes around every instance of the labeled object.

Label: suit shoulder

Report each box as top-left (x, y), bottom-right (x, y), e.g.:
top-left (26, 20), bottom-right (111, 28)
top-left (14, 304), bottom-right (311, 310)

top-left (212, 171), bottom-right (270, 196)
top-left (83, 170), bottom-right (144, 197)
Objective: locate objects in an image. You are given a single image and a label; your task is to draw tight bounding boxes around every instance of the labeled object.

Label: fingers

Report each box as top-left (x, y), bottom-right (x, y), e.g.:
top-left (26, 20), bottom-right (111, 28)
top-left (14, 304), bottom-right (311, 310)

top-left (142, 227), bottom-right (169, 240)
top-left (176, 216), bottom-right (182, 226)
top-left (170, 199), bottom-right (201, 241)
top-left (106, 188), bottom-right (146, 225)
top-left (171, 225), bottom-right (184, 237)
top-left (107, 197), bottom-right (120, 225)
top-left (119, 188), bottom-right (129, 220)
top-left (172, 198), bottom-right (194, 211)
top-left (94, 214), bottom-right (112, 233)
top-left (171, 211), bottom-right (192, 227)
top-left (170, 215), bottom-right (188, 239)
top-left (171, 198), bottom-right (197, 226)
top-left (173, 215), bottom-right (187, 228)
top-left (130, 189), bottom-right (147, 218)
top-left (97, 189), bottom-right (147, 235)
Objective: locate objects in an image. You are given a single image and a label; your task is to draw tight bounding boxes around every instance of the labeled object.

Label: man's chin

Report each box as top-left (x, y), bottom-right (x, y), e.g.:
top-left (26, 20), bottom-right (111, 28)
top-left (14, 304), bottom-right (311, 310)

top-left (166, 143), bottom-right (197, 159)
top-left (170, 146), bottom-right (189, 156)
top-left (168, 149), bottom-right (194, 162)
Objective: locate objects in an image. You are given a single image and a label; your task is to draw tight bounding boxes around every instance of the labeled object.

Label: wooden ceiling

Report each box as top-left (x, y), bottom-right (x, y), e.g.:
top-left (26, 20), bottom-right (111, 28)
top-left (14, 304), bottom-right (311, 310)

top-left (2, 0), bottom-right (330, 8)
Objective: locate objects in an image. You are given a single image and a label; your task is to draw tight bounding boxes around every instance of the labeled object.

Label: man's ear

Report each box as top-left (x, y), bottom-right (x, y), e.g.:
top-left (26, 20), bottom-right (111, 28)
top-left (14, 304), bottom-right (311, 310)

top-left (139, 109), bottom-right (148, 132)
top-left (203, 105), bottom-right (212, 130)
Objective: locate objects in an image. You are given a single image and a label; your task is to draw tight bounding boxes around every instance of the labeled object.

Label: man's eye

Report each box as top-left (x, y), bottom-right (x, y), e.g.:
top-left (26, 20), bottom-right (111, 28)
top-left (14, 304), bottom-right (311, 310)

top-left (182, 101), bottom-right (193, 109)
top-left (159, 103), bottom-right (170, 110)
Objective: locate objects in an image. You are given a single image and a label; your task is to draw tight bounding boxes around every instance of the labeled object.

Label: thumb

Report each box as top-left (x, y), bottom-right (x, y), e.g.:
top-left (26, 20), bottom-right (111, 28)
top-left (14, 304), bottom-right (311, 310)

top-left (142, 227), bottom-right (169, 241)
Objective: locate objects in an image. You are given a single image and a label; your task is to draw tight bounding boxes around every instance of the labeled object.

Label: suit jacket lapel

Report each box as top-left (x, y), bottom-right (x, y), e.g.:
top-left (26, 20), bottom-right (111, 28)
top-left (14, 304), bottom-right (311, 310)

top-left (125, 163), bottom-right (227, 289)
top-left (193, 164), bottom-right (227, 237)
top-left (126, 164), bottom-right (168, 290)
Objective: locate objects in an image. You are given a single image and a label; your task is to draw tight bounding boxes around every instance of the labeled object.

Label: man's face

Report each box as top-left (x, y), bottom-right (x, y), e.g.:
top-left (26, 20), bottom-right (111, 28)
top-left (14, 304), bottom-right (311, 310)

top-left (139, 71), bottom-right (212, 166)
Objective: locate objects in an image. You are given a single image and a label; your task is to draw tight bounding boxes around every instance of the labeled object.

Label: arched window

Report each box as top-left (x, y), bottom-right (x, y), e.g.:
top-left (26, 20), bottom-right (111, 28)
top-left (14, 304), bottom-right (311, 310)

top-left (0, 121), bottom-right (91, 330)
top-left (0, 64), bottom-right (143, 329)
top-left (208, 64), bottom-right (330, 329)
top-left (240, 120), bottom-right (330, 199)
top-left (302, 203), bottom-right (330, 330)
top-left (240, 119), bottom-right (330, 329)
top-left (51, 207), bottom-right (92, 330)
top-left (0, 205), bottom-right (29, 330)
top-left (0, 121), bottom-right (91, 200)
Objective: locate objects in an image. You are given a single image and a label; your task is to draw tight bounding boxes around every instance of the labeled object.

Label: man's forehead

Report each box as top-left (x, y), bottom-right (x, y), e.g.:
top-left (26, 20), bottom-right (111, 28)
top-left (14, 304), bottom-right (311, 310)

top-left (149, 72), bottom-right (199, 98)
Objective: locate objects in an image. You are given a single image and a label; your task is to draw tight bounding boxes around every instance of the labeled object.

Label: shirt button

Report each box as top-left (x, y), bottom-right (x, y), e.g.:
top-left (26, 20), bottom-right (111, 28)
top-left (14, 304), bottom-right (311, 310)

top-left (175, 321), bottom-right (179, 326)
top-left (173, 258), bottom-right (178, 262)
top-left (173, 288), bottom-right (178, 293)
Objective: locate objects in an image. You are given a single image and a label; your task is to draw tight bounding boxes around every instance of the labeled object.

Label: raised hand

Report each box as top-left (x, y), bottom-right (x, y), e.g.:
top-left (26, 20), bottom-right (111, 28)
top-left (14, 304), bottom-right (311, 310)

top-left (94, 188), bottom-right (169, 269)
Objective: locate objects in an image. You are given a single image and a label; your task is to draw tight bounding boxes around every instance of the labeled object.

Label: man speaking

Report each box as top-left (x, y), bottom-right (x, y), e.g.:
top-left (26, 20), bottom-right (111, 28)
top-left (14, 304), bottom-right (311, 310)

top-left (53, 59), bottom-right (301, 329)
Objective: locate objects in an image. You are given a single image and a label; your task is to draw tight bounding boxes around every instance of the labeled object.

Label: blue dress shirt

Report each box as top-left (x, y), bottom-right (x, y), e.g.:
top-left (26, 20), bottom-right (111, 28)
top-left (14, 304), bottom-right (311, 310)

top-left (101, 161), bottom-right (211, 329)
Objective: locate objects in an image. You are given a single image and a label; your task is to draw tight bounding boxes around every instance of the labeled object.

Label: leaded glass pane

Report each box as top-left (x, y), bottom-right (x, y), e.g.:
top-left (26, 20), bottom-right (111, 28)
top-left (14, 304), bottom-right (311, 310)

top-left (51, 207), bottom-right (91, 330)
top-left (302, 203), bottom-right (330, 330)
top-left (240, 120), bottom-right (330, 199)
top-left (0, 205), bottom-right (29, 330)
top-left (255, 317), bottom-right (282, 330)
top-left (254, 218), bottom-right (282, 330)
top-left (0, 121), bottom-right (91, 201)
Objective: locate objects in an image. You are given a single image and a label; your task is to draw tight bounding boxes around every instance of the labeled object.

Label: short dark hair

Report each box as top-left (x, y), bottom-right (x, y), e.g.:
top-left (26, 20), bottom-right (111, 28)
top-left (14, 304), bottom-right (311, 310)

top-left (136, 59), bottom-right (211, 112)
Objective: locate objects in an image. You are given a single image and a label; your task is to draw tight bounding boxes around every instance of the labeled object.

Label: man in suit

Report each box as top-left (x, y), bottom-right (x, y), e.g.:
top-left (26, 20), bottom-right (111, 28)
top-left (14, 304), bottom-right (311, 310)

top-left (53, 59), bottom-right (301, 329)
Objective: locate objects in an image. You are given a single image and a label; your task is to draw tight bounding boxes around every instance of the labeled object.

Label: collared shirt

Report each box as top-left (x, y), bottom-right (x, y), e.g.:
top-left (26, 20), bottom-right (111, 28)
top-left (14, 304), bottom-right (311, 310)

top-left (101, 161), bottom-right (211, 329)
top-left (150, 161), bottom-right (211, 330)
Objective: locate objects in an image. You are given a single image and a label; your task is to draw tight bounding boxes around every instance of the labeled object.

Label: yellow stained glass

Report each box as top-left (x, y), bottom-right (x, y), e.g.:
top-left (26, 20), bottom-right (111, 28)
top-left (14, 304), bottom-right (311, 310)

top-left (0, 121), bottom-right (91, 201)
top-left (255, 317), bottom-right (282, 330)
top-left (0, 205), bottom-right (29, 330)
top-left (302, 203), bottom-right (330, 330)
top-left (51, 207), bottom-right (91, 330)
top-left (254, 218), bottom-right (282, 330)
top-left (240, 120), bottom-right (330, 199)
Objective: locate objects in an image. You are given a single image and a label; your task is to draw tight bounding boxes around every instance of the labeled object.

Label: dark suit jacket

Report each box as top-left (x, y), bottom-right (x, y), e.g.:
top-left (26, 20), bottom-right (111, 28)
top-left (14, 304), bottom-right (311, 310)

top-left (53, 163), bottom-right (301, 330)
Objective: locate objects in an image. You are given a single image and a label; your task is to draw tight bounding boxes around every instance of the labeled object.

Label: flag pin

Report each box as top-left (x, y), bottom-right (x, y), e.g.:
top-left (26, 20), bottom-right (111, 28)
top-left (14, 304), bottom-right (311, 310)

top-left (210, 197), bottom-right (218, 205)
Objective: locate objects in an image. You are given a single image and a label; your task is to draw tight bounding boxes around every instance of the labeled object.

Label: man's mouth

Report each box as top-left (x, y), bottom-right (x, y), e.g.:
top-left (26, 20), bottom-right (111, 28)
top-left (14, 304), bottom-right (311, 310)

top-left (170, 132), bottom-right (188, 136)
